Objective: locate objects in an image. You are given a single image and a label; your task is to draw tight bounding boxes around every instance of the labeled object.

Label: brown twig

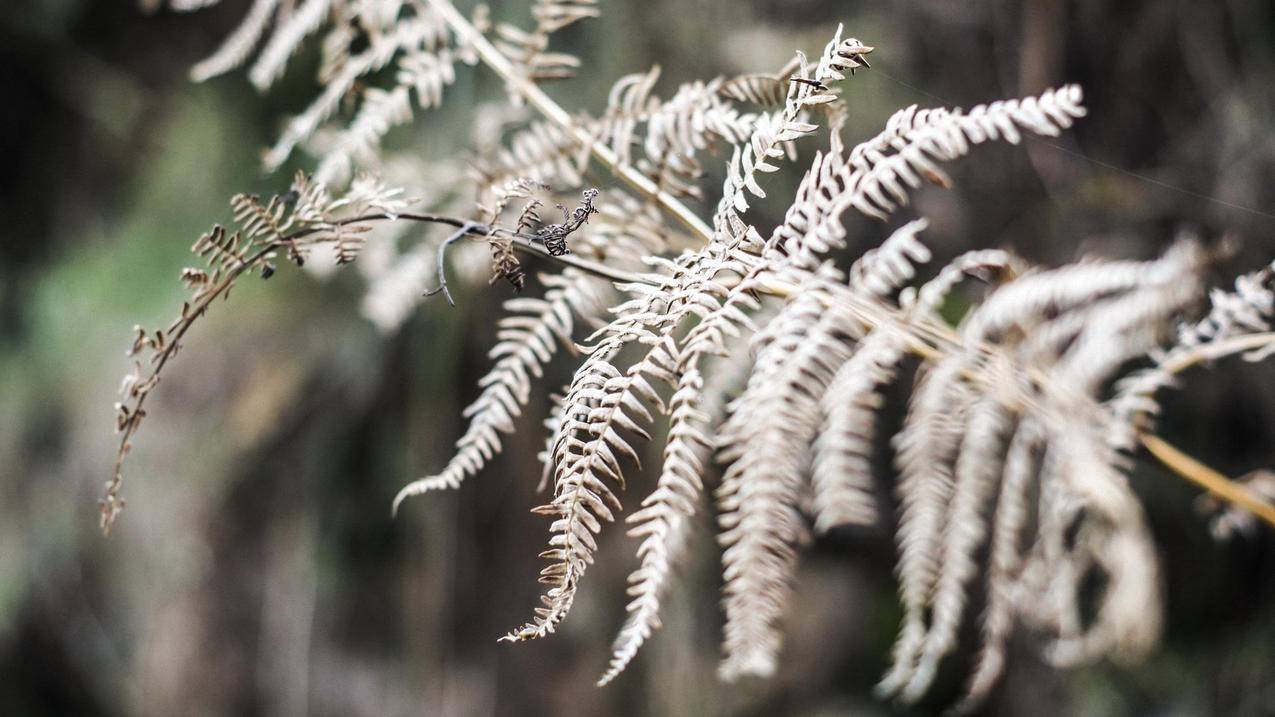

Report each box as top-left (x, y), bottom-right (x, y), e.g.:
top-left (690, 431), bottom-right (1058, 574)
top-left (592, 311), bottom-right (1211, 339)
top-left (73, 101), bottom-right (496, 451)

top-left (104, 241), bottom-right (279, 533)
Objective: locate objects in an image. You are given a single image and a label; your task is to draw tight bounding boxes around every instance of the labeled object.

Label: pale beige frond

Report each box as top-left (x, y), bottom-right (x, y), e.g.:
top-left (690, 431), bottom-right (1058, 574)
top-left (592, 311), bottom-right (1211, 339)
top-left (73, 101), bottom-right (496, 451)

top-left (810, 326), bottom-right (905, 532)
top-left (393, 270), bottom-right (611, 514)
top-left (599, 369), bottom-right (710, 685)
top-left (1110, 249), bottom-right (1275, 451)
top-left (189, 0), bottom-right (279, 82)
top-left (249, 0), bottom-right (331, 90)
top-left (901, 357), bottom-right (1018, 702)
top-left (494, 0), bottom-right (598, 90)
top-left (505, 338), bottom-right (665, 640)
top-left (473, 120), bottom-right (587, 194)
top-left (264, 15), bottom-right (447, 171)
top-left (715, 284), bottom-right (833, 679)
top-left (360, 239), bottom-right (437, 331)
top-left (716, 269), bottom-right (878, 679)
top-left (958, 420), bottom-right (1041, 708)
top-left (878, 352), bottom-right (972, 697)
top-left (881, 243), bottom-right (1202, 705)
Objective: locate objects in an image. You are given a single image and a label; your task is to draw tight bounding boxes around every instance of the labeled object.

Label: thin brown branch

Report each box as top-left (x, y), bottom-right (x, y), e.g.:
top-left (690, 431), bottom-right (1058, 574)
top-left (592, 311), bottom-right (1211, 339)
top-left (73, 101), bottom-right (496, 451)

top-left (103, 241), bottom-right (278, 533)
top-left (316, 213), bottom-right (650, 284)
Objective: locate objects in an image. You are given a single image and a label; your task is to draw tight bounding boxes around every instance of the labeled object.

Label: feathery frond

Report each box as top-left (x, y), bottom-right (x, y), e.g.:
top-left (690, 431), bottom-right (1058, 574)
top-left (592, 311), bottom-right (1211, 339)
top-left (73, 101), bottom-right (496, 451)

top-left (393, 270), bottom-right (611, 513)
top-left (109, 10), bottom-right (1275, 710)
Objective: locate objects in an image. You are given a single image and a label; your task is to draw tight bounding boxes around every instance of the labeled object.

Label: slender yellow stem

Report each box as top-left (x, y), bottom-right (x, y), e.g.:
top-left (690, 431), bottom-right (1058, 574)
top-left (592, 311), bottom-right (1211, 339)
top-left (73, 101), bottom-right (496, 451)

top-left (1136, 330), bottom-right (1275, 529)
top-left (1158, 332), bottom-right (1275, 375)
top-left (1139, 432), bottom-right (1275, 528)
top-left (427, 0), bottom-right (714, 243)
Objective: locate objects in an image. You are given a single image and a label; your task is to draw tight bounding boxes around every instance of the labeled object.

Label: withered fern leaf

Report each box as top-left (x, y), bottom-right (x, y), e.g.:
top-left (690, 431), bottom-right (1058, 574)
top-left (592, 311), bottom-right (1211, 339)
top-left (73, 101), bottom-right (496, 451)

top-left (108, 1), bottom-right (1275, 710)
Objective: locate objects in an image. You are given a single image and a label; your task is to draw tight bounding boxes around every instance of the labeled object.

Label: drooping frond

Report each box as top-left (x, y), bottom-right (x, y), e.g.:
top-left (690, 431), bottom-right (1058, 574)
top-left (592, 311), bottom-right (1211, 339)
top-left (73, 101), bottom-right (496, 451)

top-left (957, 419), bottom-right (1041, 707)
top-left (393, 270), bottom-right (612, 514)
top-left (503, 342), bottom-right (663, 641)
top-left (105, 172), bottom-right (394, 530)
top-left (716, 279), bottom-right (837, 679)
top-left (599, 368), bottom-right (710, 685)
top-left (810, 326), bottom-right (901, 532)
top-left (879, 241), bottom-right (1204, 705)
top-left (900, 356), bottom-right (1019, 700)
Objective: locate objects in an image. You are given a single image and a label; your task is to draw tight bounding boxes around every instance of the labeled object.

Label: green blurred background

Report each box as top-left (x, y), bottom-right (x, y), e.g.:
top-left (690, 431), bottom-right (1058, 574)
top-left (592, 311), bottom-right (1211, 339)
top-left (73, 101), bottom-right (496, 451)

top-left (2, 1), bottom-right (1274, 715)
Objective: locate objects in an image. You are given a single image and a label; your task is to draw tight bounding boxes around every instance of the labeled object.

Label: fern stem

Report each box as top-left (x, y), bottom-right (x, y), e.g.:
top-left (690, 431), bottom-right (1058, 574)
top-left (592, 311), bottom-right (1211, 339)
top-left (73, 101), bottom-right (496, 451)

top-left (1138, 432), bottom-right (1275, 528)
top-left (424, 222), bottom-right (480, 306)
top-left (1135, 330), bottom-right (1275, 528)
top-left (425, 0), bottom-right (715, 243)
top-left (1157, 331), bottom-right (1275, 375)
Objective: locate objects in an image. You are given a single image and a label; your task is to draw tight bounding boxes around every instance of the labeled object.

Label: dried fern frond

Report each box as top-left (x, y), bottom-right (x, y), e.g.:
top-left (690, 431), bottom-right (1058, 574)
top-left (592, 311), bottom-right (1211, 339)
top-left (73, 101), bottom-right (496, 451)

top-left (880, 241), bottom-right (1204, 704)
top-left (361, 239), bottom-right (439, 331)
top-left (490, 36), bottom-right (878, 641)
top-left (502, 342), bottom-right (662, 641)
top-left (111, 7), bottom-right (1275, 710)
top-left (810, 325), bottom-right (900, 532)
top-left (1110, 248), bottom-right (1275, 450)
top-left (105, 171), bottom-right (358, 530)
top-left (715, 272), bottom-right (843, 679)
top-left (476, 67), bottom-right (756, 212)
top-left (599, 367), bottom-right (710, 685)
top-left (265, 14), bottom-right (450, 173)
top-left (713, 218), bottom-right (941, 677)
top-left (392, 269), bottom-right (611, 512)
top-left (249, 0), bottom-right (331, 90)
top-left (473, 119), bottom-right (590, 195)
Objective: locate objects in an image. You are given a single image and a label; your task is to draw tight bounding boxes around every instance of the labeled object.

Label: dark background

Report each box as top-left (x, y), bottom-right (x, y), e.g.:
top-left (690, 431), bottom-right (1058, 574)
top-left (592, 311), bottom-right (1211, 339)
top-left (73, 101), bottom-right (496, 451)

top-left (2, 0), bottom-right (1274, 715)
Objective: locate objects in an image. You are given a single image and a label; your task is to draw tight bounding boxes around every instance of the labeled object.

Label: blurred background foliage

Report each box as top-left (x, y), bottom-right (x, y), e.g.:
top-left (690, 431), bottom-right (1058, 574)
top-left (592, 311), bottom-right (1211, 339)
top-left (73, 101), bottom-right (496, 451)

top-left (2, 0), bottom-right (1274, 715)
